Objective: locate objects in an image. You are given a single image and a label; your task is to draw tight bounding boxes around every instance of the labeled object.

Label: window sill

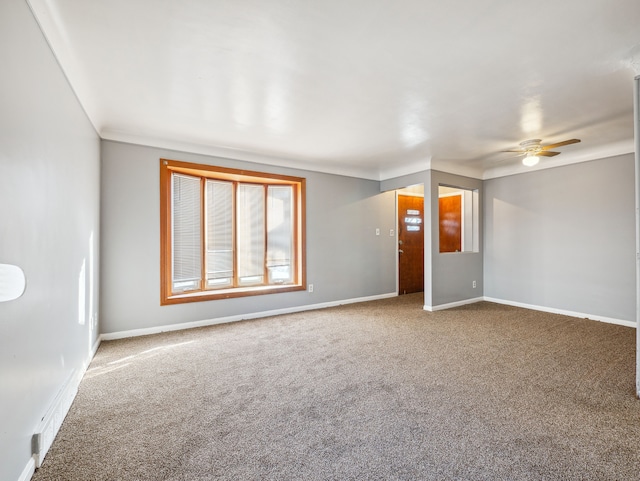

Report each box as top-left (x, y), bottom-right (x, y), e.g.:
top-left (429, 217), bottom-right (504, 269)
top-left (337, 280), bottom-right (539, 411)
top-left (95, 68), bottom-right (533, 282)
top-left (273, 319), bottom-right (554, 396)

top-left (161, 283), bottom-right (306, 305)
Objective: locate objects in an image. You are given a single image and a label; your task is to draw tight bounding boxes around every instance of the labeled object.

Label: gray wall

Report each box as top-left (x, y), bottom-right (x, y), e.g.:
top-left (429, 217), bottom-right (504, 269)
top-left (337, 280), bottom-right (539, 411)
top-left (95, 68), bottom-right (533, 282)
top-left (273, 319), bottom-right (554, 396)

top-left (484, 154), bottom-right (636, 322)
top-left (0, 2), bottom-right (101, 480)
top-left (429, 171), bottom-right (484, 307)
top-left (100, 141), bottom-right (396, 335)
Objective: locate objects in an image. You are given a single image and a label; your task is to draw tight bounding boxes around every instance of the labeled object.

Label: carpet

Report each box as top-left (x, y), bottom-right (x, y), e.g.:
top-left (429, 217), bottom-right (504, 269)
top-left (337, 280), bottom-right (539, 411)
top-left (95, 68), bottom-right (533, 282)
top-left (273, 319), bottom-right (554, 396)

top-left (32, 295), bottom-right (640, 480)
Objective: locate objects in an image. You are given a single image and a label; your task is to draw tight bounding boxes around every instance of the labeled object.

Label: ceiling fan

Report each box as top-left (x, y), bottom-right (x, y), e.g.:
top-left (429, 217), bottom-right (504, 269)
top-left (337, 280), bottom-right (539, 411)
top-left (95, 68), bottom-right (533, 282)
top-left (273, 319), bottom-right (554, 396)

top-left (502, 138), bottom-right (581, 166)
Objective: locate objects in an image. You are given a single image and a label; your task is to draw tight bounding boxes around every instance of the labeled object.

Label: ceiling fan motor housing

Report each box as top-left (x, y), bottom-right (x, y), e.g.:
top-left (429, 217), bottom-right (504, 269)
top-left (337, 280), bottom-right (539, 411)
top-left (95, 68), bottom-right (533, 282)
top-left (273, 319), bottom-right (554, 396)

top-left (520, 139), bottom-right (543, 152)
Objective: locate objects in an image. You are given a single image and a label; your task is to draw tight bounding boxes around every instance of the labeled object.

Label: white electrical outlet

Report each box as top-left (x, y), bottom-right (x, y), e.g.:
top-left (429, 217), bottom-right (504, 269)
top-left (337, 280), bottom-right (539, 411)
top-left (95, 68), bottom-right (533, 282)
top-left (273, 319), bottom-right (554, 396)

top-left (308, 284), bottom-right (314, 293)
top-left (472, 280), bottom-right (477, 288)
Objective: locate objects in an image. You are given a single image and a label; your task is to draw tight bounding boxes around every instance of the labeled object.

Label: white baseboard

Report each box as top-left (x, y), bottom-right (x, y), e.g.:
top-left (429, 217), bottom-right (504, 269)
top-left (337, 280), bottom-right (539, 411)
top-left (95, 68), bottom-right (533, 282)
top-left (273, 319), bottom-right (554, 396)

top-left (483, 296), bottom-right (636, 328)
top-left (423, 296), bottom-right (635, 328)
top-left (31, 332), bottom-right (100, 472)
top-left (17, 457), bottom-right (35, 481)
top-left (19, 334), bottom-right (100, 480)
top-left (32, 370), bottom-right (79, 468)
top-left (101, 292), bottom-right (398, 341)
top-left (424, 297), bottom-right (484, 312)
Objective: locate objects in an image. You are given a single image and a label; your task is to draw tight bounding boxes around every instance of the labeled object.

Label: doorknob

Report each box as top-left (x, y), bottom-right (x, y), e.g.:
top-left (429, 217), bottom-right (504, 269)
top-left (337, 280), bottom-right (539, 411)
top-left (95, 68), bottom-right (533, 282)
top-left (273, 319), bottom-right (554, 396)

top-left (398, 249), bottom-right (404, 254)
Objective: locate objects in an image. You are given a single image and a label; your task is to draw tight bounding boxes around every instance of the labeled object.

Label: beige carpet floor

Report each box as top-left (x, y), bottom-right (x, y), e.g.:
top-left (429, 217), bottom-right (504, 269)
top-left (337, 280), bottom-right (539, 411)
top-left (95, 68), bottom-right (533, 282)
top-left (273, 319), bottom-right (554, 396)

top-left (32, 295), bottom-right (639, 480)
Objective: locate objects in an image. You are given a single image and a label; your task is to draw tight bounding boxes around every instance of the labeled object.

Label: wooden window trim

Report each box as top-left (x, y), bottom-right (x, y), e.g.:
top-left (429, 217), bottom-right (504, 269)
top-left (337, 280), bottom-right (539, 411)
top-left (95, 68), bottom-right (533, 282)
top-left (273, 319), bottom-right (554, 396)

top-left (160, 159), bottom-right (306, 305)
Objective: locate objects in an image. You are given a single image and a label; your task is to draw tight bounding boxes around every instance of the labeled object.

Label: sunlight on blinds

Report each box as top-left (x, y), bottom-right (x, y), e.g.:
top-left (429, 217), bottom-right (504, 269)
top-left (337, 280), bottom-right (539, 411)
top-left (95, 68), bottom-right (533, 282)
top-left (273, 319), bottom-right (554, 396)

top-left (267, 186), bottom-right (293, 284)
top-left (205, 180), bottom-right (233, 288)
top-left (172, 174), bottom-right (201, 292)
top-left (237, 184), bottom-right (265, 285)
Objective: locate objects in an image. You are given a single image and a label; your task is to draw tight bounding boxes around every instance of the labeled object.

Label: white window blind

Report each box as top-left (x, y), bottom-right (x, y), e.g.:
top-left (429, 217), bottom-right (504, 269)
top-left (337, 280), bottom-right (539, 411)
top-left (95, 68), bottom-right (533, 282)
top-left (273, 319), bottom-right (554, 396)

top-left (171, 174), bottom-right (201, 292)
top-left (205, 180), bottom-right (233, 288)
top-left (267, 185), bottom-right (293, 284)
top-left (237, 184), bottom-right (265, 285)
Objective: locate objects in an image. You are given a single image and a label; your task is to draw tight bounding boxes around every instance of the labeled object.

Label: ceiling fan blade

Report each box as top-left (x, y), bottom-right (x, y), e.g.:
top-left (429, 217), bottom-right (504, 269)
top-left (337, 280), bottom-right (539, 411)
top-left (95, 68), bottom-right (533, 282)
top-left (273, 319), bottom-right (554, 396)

top-left (538, 151), bottom-right (560, 157)
top-left (500, 150), bottom-right (525, 153)
top-left (541, 139), bottom-right (581, 150)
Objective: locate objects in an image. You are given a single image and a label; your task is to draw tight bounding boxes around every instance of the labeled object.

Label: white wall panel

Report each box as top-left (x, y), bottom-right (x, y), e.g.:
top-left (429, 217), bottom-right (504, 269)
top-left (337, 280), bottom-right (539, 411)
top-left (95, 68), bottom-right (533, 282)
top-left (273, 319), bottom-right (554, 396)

top-left (0, 1), bottom-right (100, 480)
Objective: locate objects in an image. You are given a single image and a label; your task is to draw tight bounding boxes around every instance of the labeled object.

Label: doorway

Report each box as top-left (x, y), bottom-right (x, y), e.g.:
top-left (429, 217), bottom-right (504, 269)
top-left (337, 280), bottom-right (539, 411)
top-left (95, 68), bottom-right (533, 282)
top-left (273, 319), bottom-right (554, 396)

top-left (398, 193), bottom-right (424, 295)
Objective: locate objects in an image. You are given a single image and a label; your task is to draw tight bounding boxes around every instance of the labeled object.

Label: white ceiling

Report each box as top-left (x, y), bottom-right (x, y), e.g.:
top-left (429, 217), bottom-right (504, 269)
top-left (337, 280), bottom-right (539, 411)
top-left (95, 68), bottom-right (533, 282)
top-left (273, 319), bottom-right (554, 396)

top-left (28, 0), bottom-right (640, 180)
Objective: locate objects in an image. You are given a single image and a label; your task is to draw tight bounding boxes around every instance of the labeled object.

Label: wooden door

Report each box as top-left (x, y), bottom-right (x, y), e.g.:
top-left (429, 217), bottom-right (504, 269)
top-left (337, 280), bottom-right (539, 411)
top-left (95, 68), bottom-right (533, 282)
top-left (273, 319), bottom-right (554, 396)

top-left (439, 194), bottom-right (462, 253)
top-left (398, 195), bottom-right (424, 295)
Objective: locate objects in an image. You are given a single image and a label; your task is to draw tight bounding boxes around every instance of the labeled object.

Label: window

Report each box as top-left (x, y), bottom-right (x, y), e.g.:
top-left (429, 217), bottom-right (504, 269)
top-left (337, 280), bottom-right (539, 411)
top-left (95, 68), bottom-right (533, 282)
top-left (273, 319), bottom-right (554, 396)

top-left (160, 159), bottom-right (306, 304)
top-left (438, 185), bottom-right (479, 253)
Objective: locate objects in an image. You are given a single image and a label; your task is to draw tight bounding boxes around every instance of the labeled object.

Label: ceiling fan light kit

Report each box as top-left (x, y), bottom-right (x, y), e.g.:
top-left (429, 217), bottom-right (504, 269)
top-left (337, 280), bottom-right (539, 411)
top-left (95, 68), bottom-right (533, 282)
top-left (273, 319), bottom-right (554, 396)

top-left (502, 138), bottom-right (581, 167)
